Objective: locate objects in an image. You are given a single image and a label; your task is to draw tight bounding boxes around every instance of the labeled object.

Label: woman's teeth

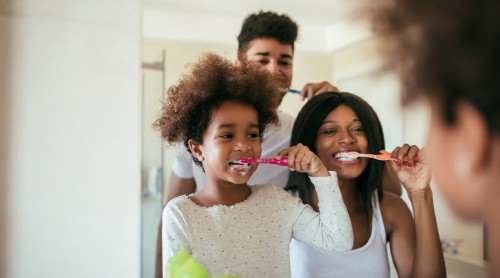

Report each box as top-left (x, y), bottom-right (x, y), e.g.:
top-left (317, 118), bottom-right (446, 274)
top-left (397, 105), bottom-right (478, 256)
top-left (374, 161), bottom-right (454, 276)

top-left (334, 152), bottom-right (357, 161)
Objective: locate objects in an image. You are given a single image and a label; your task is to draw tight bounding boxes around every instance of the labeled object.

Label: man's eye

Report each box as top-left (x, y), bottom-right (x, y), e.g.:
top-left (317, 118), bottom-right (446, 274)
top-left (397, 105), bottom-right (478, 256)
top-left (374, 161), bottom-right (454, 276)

top-left (279, 61), bottom-right (291, 66)
top-left (255, 60), bottom-right (269, 65)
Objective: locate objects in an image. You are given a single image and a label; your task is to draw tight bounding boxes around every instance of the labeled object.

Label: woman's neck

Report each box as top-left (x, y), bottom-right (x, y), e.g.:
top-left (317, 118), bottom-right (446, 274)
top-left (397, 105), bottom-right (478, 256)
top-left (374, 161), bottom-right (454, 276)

top-left (191, 179), bottom-right (251, 207)
top-left (338, 178), bottom-right (363, 213)
top-left (338, 177), bottom-right (360, 197)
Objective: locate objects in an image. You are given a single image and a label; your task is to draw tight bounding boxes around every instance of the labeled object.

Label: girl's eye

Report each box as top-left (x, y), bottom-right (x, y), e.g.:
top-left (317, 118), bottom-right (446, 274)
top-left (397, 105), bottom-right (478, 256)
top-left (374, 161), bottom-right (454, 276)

top-left (352, 127), bottom-right (365, 133)
top-left (248, 132), bottom-right (259, 139)
top-left (220, 133), bottom-right (233, 139)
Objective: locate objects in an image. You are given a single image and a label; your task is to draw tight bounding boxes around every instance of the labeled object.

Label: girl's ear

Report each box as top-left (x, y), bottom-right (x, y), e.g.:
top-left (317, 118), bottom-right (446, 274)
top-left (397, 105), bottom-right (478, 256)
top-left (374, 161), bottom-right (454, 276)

top-left (188, 139), bottom-right (203, 160)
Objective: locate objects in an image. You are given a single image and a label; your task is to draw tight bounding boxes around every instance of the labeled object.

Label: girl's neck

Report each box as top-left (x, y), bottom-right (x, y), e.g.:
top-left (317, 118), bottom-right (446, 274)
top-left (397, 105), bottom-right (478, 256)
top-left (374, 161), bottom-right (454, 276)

top-left (190, 180), bottom-right (251, 207)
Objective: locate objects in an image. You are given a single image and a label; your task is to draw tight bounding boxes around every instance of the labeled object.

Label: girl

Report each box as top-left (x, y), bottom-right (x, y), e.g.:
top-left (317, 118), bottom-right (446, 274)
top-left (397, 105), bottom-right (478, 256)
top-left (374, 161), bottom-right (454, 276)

top-left (154, 54), bottom-right (353, 277)
top-left (285, 92), bottom-right (446, 277)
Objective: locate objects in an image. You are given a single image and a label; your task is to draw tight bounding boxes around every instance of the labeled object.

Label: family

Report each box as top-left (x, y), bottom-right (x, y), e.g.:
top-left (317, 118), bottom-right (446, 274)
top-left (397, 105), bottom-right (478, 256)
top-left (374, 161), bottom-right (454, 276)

top-left (155, 0), bottom-right (500, 276)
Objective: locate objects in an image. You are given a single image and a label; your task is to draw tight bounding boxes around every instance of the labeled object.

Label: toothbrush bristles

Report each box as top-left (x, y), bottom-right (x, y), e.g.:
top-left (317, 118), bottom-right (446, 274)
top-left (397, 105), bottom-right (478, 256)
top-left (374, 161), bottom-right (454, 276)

top-left (345, 151), bottom-right (360, 158)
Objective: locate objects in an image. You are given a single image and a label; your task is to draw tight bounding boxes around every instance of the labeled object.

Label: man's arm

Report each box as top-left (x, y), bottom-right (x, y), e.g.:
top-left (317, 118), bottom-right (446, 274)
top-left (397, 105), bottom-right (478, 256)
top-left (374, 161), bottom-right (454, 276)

top-left (164, 173), bottom-right (197, 205)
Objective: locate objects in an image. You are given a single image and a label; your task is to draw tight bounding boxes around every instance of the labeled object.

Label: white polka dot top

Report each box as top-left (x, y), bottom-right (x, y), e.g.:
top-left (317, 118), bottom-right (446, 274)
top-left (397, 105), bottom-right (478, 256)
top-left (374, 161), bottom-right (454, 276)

top-left (162, 171), bottom-right (353, 278)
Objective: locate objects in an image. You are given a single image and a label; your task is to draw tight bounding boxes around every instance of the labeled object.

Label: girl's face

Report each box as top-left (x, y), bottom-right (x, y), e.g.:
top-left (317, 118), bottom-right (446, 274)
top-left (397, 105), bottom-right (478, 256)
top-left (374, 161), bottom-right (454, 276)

top-left (315, 104), bottom-right (369, 181)
top-left (196, 101), bottom-right (262, 185)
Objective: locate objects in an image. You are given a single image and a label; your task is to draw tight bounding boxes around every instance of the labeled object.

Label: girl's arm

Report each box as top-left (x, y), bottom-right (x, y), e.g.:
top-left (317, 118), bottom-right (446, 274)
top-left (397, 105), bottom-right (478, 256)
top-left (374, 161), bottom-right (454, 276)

top-left (385, 145), bottom-right (446, 277)
top-left (162, 199), bottom-right (192, 277)
top-left (276, 144), bottom-right (353, 251)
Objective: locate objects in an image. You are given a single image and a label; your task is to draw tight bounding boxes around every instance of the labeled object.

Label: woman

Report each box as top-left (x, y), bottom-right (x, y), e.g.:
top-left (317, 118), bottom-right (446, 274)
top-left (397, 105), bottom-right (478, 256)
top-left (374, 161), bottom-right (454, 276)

top-left (286, 92), bottom-right (446, 277)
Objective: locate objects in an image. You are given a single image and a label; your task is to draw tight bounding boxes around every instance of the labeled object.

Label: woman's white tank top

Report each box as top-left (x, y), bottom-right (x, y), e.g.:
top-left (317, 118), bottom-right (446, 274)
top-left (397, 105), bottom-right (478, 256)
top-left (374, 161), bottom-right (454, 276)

top-left (290, 194), bottom-right (390, 278)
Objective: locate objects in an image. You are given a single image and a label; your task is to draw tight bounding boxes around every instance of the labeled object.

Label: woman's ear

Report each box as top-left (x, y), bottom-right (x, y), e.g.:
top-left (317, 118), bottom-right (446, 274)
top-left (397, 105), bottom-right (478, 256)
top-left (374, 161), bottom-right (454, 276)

top-left (454, 101), bottom-right (489, 177)
top-left (188, 139), bottom-right (204, 161)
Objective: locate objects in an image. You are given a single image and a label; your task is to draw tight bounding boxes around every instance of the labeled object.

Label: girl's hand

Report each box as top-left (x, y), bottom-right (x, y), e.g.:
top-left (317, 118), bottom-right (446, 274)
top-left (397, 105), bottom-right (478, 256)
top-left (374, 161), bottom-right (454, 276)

top-left (276, 143), bottom-right (329, 177)
top-left (383, 144), bottom-right (431, 194)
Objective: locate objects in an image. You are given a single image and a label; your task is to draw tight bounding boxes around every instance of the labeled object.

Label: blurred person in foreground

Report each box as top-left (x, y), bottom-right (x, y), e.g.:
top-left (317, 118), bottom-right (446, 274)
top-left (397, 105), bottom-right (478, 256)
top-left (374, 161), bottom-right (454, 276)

top-left (364, 0), bottom-right (500, 276)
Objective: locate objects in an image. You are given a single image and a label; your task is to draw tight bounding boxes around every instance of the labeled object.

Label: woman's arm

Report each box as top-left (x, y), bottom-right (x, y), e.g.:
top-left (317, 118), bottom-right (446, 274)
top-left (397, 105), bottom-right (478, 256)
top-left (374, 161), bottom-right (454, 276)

top-left (386, 144), bottom-right (446, 277)
top-left (408, 188), bottom-right (446, 277)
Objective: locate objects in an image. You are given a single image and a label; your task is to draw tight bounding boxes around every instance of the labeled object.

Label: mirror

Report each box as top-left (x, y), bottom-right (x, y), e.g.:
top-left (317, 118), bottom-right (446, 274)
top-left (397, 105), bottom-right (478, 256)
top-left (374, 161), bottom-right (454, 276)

top-left (140, 2), bottom-right (487, 277)
top-left (141, 50), bottom-right (165, 278)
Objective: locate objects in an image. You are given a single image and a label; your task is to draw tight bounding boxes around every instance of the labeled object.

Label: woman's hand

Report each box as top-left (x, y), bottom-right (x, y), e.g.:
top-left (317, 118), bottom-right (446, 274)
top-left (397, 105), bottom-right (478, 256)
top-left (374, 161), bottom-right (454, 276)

top-left (276, 143), bottom-right (329, 177)
top-left (383, 144), bottom-right (431, 195)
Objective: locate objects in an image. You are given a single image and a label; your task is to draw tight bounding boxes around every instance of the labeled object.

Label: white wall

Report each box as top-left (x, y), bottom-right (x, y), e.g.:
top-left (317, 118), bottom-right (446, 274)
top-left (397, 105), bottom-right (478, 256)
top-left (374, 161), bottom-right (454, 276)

top-left (0, 0), bottom-right (141, 277)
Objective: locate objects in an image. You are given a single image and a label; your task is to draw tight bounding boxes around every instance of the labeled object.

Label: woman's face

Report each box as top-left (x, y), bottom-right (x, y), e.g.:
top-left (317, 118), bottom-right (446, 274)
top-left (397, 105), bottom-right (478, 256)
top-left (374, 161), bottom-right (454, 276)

top-left (426, 101), bottom-right (484, 219)
top-left (197, 101), bottom-right (262, 185)
top-left (315, 104), bottom-right (369, 181)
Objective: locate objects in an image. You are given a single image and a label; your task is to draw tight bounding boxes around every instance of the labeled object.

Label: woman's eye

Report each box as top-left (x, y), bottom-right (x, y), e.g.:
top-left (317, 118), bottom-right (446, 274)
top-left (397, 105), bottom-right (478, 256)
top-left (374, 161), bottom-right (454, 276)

top-left (352, 127), bottom-right (365, 133)
top-left (322, 129), bottom-right (336, 135)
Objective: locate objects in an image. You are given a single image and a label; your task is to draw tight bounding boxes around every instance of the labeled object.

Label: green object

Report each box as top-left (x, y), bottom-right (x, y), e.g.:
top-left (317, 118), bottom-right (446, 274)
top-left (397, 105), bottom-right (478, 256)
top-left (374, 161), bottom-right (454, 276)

top-left (166, 249), bottom-right (239, 278)
top-left (166, 249), bottom-right (209, 278)
top-left (167, 249), bottom-right (191, 277)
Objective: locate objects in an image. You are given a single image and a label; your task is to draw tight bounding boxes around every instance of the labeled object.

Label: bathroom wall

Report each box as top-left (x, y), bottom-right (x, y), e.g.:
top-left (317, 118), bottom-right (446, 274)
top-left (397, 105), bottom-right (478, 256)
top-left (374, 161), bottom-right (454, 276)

top-left (0, 0), bottom-right (142, 277)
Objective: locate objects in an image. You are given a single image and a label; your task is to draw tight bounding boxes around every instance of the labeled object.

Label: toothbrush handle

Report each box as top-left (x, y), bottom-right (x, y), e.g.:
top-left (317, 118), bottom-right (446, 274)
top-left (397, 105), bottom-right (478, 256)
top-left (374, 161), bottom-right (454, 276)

top-left (371, 154), bottom-right (422, 163)
top-left (257, 157), bottom-right (289, 166)
top-left (281, 88), bottom-right (301, 94)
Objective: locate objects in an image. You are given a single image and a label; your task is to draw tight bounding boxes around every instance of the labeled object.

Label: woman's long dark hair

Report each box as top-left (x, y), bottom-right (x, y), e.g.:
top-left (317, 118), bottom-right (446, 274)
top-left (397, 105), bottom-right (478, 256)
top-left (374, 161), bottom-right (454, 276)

top-left (284, 92), bottom-right (386, 219)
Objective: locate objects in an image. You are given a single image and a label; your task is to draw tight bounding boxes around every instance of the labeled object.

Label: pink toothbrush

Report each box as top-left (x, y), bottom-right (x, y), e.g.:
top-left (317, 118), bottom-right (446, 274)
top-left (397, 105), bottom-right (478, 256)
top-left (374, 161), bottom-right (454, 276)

top-left (338, 152), bottom-right (422, 163)
top-left (238, 157), bottom-right (289, 166)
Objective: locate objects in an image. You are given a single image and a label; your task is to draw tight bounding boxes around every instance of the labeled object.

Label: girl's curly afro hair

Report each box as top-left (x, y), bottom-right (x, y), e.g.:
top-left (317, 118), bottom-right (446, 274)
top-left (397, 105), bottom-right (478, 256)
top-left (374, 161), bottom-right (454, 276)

top-left (154, 52), bottom-right (282, 165)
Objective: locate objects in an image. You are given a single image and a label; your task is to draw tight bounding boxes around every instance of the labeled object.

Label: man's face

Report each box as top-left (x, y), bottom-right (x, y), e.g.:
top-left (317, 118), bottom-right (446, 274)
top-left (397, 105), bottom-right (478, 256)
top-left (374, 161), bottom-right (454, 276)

top-left (243, 38), bottom-right (294, 88)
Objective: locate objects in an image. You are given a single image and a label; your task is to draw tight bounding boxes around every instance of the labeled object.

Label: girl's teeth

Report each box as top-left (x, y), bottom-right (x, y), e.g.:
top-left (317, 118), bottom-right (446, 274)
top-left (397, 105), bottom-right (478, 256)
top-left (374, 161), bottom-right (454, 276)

top-left (228, 162), bottom-right (251, 176)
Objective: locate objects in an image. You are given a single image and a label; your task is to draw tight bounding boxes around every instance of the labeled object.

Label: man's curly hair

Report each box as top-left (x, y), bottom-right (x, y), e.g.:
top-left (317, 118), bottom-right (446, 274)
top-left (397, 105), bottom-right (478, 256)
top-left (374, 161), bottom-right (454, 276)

top-left (237, 11), bottom-right (298, 60)
top-left (153, 53), bottom-right (281, 166)
top-left (364, 0), bottom-right (500, 132)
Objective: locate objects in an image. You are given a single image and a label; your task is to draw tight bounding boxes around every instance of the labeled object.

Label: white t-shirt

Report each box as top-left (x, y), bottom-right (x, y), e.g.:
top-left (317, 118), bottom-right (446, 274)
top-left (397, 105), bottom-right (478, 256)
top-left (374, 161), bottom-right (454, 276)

top-left (171, 110), bottom-right (294, 189)
top-left (290, 193), bottom-right (390, 278)
top-left (162, 172), bottom-right (353, 278)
